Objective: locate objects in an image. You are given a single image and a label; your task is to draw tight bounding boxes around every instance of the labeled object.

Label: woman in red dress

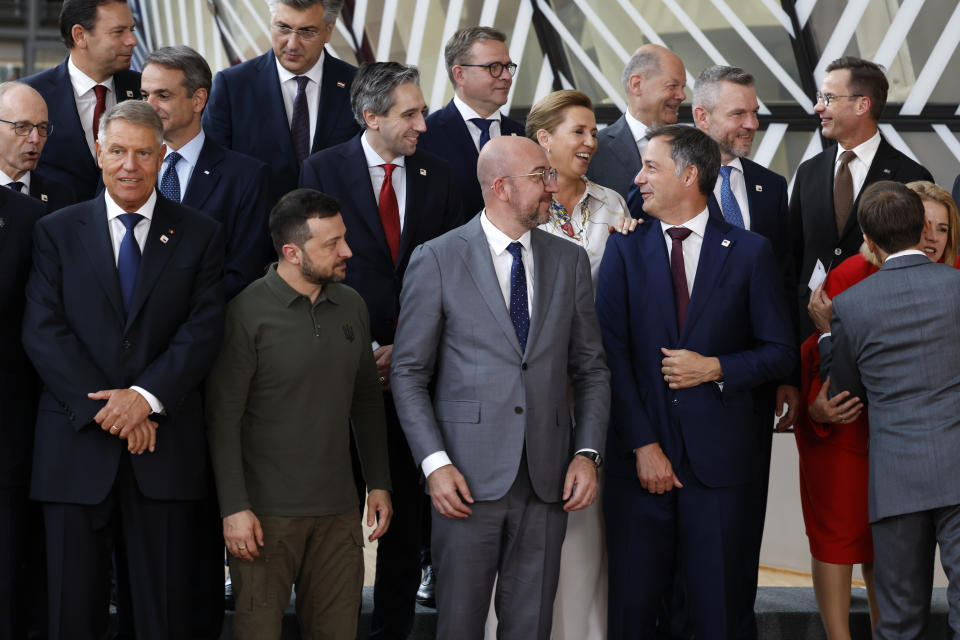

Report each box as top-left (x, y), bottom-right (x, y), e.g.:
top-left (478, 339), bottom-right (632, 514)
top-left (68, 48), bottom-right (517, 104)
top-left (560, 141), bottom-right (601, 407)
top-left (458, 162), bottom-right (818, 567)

top-left (795, 180), bottom-right (960, 639)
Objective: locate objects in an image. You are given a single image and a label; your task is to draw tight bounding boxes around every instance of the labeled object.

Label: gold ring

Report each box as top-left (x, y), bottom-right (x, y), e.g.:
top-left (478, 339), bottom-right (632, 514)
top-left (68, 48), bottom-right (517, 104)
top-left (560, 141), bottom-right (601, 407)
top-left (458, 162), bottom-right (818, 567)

top-left (378, 376), bottom-right (385, 385)
top-left (110, 425), bottom-right (120, 433)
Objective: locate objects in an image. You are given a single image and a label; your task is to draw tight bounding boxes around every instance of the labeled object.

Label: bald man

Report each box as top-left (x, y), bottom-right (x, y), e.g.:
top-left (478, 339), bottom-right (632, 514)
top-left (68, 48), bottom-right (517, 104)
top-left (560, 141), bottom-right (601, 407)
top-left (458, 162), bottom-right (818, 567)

top-left (391, 136), bottom-right (610, 640)
top-left (587, 44), bottom-right (686, 200)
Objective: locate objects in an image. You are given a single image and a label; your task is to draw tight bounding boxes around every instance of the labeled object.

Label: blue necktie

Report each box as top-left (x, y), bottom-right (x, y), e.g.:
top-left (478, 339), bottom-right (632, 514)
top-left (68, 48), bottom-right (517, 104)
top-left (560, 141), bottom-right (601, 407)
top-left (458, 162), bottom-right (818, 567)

top-left (470, 118), bottom-right (494, 151)
top-left (117, 213), bottom-right (145, 314)
top-left (159, 151), bottom-right (182, 202)
top-left (719, 165), bottom-right (744, 229)
top-left (506, 242), bottom-right (529, 352)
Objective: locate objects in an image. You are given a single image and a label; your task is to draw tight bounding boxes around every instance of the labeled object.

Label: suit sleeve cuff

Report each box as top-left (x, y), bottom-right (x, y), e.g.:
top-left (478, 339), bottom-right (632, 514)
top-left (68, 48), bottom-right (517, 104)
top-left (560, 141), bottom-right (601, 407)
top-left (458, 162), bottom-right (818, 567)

top-left (575, 448), bottom-right (598, 455)
top-left (130, 386), bottom-right (164, 415)
top-left (421, 451), bottom-right (452, 479)
top-left (818, 332), bottom-right (831, 342)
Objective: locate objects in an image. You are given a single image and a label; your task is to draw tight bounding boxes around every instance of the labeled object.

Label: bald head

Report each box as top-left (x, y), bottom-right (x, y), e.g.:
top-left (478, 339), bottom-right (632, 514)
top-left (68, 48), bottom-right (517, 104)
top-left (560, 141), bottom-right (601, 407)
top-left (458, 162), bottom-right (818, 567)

top-left (622, 44), bottom-right (686, 127)
top-left (0, 82), bottom-right (50, 180)
top-left (477, 136), bottom-right (556, 237)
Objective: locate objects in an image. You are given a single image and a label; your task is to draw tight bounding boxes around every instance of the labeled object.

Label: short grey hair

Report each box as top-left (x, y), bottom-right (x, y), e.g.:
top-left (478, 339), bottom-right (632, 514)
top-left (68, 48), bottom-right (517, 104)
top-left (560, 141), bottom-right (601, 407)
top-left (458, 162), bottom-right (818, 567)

top-left (0, 81), bottom-right (45, 113)
top-left (350, 61), bottom-right (420, 127)
top-left (97, 100), bottom-right (164, 146)
top-left (693, 65), bottom-right (754, 112)
top-left (144, 45), bottom-right (212, 96)
top-left (621, 49), bottom-right (662, 93)
top-left (444, 26), bottom-right (507, 84)
top-left (268, 0), bottom-right (343, 23)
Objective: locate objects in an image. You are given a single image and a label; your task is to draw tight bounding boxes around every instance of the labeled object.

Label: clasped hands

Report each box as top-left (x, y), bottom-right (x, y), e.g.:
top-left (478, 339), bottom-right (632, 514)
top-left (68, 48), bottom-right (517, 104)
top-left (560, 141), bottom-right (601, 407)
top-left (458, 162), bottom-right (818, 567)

top-left (88, 388), bottom-right (157, 454)
top-left (660, 347), bottom-right (721, 389)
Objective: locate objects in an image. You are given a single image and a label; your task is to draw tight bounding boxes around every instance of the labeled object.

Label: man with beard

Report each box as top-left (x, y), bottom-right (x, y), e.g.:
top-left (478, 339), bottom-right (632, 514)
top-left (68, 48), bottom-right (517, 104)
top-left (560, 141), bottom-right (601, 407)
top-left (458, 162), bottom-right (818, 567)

top-left (205, 188), bottom-right (393, 640)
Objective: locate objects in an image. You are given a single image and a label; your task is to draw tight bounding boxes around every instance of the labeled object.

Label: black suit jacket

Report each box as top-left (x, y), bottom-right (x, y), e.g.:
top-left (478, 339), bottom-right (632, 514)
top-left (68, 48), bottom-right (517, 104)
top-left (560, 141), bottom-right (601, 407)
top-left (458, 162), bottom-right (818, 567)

top-left (0, 189), bottom-right (46, 488)
top-left (177, 136), bottom-right (272, 298)
top-left (789, 135), bottom-right (932, 337)
top-left (29, 169), bottom-right (77, 213)
top-left (21, 59), bottom-right (140, 201)
top-left (299, 134), bottom-right (463, 346)
top-left (951, 173), bottom-right (959, 207)
top-left (22, 194), bottom-right (225, 504)
top-left (419, 99), bottom-right (524, 220)
top-left (203, 50), bottom-right (360, 207)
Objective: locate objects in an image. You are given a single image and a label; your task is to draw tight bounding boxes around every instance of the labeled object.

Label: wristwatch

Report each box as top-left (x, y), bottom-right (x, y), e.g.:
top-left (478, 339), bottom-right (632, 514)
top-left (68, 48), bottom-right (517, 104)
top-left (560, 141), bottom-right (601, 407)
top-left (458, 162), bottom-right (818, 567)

top-left (576, 450), bottom-right (603, 468)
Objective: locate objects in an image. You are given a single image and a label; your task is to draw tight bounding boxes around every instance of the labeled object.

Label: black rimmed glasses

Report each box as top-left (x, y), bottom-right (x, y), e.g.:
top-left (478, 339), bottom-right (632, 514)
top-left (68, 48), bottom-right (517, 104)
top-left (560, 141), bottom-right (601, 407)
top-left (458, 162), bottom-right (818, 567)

top-left (272, 24), bottom-right (323, 41)
top-left (0, 119), bottom-right (52, 137)
top-left (459, 61), bottom-right (518, 78)
top-left (815, 92), bottom-right (864, 106)
top-left (500, 168), bottom-right (558, 187)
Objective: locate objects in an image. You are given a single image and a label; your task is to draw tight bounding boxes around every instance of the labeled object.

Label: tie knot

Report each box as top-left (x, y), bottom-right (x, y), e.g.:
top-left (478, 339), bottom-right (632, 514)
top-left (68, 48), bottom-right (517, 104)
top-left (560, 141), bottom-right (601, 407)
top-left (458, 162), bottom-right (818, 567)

top-left (507, 241), bottom-right (523, 259)
top-left (719, 165), bottom-right (734, 180)
top-left (381, 163), bottom-right (397, 179)
top-left (838, 150), bottom-right (856, 167)
top-left (470, 118), bottom-right (493, 134)
top-left (295, 75), bottom-right (309, 92)
top-left (93, 84), bottom-right (107, 101)
top-left (118, 212), bottom-right (144, 231)
top-left (7, 181), bottom-right (24, 193)
top-left (166, 151), bottom-right (182, 167)
top-left (666, 226), bottom-right (692, 242)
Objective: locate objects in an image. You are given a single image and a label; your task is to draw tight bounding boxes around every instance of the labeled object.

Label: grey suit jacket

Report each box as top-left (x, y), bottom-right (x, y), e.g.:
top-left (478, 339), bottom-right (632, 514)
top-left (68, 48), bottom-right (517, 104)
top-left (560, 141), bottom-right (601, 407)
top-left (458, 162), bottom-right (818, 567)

top-left (586, 115), bottom-right (641, 200)
top-left (820, 253), bottom-right (960, 521)
top-left (390, 214), bottom-right (610, 503)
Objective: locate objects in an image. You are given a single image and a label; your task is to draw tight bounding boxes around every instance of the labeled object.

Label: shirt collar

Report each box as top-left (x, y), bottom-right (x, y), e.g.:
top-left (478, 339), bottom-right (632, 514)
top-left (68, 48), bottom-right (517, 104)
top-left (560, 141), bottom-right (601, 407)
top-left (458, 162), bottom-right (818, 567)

top-left (480, 209), bottom-right (531, 255)
top-left (360, 130), bottom-right (407, 168)
top-left (884, 248), bottom-right (926, 263)
top-left (452, 94), bottom-right (502, 123)
top-left (660, 207), bottom-right (710, 239)
top-left (0, 168), bottom-right (29, 190)
top-left (838, 129), bottom-right (881, 167)
top-left (105, 189), bottom-right (158, 221)
top-left (165, 130), bottom-right (204, 166)
top-left (623, 110), bottom-right (651, 144)
top-left (722, 156), bottom-right (743, 174)
top-left (67, 55), bottom-right (110, 98)
top-left (264, 263), bottom-right (341, 307)
top-left (275, 51), bottom-right (325, 86)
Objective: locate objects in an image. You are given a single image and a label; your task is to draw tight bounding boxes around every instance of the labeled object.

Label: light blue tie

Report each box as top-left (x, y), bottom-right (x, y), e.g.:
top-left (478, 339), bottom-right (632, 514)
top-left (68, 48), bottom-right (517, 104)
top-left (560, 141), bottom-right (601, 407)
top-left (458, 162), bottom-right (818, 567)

top-left (506, 242), bottom-right (529, 352)
top-left (159, 151), bottom-right (182, 202)
top-left (719, 165), bottom-right (744, 229)
top-left (117, 213), bottom-right (144, 314)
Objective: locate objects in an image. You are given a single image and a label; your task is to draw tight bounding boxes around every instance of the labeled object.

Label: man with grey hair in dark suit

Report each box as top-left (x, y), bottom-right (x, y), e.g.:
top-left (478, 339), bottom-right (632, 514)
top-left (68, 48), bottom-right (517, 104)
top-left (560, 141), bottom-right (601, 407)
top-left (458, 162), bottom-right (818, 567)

top-left (811, 180), bottom-right (960, 637)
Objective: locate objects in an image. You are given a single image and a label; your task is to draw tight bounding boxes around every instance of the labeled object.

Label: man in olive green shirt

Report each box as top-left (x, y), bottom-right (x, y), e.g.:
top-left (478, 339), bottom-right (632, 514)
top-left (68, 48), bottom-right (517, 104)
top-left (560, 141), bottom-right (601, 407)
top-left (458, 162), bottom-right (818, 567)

top-left (206, 188), bottom-right (392, 640)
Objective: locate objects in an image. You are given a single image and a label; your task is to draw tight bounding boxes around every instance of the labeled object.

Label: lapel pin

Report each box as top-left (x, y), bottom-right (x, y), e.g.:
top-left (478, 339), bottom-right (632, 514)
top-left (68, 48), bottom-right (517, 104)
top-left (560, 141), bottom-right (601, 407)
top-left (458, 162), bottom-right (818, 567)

top-left (336, 81), bottom-right (346, 88)
top-left (203, 170), bottom-right (210, 175)
top-left (125, 90), bottom-right (134, 98)
top-left (419, 168), bottom-right (427, 176)
top-left (883, 168), bottom-right (891, 174)
top-left (755, 185), bottom-right (763, 192)
top-left (168, 228), bottom-right (175, 235)
top-left (721, 239), bottom-right (731, 248)
top-left (41, 193), bottom-right (49, 202)
top-left (160, 235), bottom-right (169, 244)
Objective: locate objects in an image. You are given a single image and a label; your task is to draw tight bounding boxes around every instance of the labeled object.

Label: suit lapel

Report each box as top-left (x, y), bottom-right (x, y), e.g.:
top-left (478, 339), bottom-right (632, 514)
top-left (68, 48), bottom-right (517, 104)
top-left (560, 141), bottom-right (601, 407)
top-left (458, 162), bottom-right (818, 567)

top-left (841, 137), bottom-right (895, 241)
top-left (77, 197), bottom-right (124, 321)
top-left (261, 52), bottom-right (296, 164)
top-left (398, 153), bottom-right (425, 268)
top-left (682, 220), bottom-right (732, 341)
top-left (441, 102), bottom-right (479, 163)
top-left (604, 117), bottom-right (642, 169)
top-left (111, 72), bottom-right (138, 103)
top-left (817, 147), bottom-right (841, 244)
top-left (706, 193), bottom-right (724, 224)
top-left (341, 137), bottom-right (394, 261)
top-left (641, 224), bottom-right (679, 344)
top-left (125, 197), bottom-right (182, 331)
top-left (526, 230), bottom-right (557, 355)
top-left (313, 53), bottom-right (349, 152)
top-left (182, 138), bottom-right (223, 211)
top-left (52, 61), bottom-right (97, 173)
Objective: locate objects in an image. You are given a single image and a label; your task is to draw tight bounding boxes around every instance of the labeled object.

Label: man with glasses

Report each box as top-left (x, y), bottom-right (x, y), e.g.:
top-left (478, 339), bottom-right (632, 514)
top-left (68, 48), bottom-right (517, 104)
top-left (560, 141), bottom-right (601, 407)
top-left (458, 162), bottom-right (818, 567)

top-left (204, 0), bottom-right (359, 207)
top-left (789, 56), bottom-right (931, 338)
top-left (391, 135), bottom-right (609, 640)
top-left (0, 82), bottom-right (75, 212)
top-left (21, 0), bottom-right (140, 202)
top-left (419, 27), bottom-right (525, 220)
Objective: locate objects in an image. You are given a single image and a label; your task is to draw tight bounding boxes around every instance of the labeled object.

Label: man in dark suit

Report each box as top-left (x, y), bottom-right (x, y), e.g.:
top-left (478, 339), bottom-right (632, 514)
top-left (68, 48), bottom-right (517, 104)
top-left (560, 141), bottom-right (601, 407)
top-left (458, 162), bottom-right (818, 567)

top-left (596, 126), bottom-right (796, 639)
top-left (21, 0), bottom-right (140, 202)
top-left (203, 0), bottom-right (360, 206)
top-left (0, 188), bottom-right (47, 640)
top-left (419, 26), bottom-right (525, 220)
top-left (0, 82), bottom-right (75, 212)
top-left (587, 44), bottom-right (686, 201)
top-left (300, 61), bottom-right (462, 640)
top-left (22, 100), bottom-right (225, 640)
top-left (142, 45), bottom-right (271, 299)
top-left (789, 56), bottom-right (932, 339)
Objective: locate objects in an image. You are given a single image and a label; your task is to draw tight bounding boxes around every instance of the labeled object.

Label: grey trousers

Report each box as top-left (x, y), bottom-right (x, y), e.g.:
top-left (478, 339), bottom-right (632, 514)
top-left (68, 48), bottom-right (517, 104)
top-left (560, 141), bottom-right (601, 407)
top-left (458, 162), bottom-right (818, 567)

top-left (872, 503), bottom-right (960, 639)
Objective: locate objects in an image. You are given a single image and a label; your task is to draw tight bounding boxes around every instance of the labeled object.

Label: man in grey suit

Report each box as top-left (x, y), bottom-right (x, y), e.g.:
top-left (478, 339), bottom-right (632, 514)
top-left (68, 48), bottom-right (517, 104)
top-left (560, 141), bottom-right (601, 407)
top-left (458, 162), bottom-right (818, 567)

top-left (391, 136), bottom-right (610, 640)
top-left (811, 180), bottom-right (960, 637)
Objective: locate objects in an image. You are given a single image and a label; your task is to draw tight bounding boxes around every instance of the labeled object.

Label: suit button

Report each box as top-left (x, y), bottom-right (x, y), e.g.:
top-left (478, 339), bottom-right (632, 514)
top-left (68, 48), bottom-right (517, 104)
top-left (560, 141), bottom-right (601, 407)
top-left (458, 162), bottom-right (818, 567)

top-left (834, 247), bottom-right (842, 256)
top-left (672, 398), bottom-right (679, 406)
top-left (121, 339), bottom-right (131, 350)
top-left (514, 406), bottom-right (524, 414)
top-left (521, 363), bottom-right (528, 370)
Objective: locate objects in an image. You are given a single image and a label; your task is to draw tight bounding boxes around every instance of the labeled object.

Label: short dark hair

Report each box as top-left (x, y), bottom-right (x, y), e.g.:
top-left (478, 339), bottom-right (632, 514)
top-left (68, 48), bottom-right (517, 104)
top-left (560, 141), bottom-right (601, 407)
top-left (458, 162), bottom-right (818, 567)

top-left (444, 26), bottom-right (507, 84)
top-left (857, 181), bottom-right (924, 254)
top-left (646, 124), bottom-right (720, 196)
top-left (350, 61), bottom-right (420, 127)
top-left (825, 56), bottom-right (888, 120)
top-left (60, 0), bottom-right (127, 49)
top-left (269, 188), bottom-right (341, 256)
top-left (144, 46), bottom-right (212, 96)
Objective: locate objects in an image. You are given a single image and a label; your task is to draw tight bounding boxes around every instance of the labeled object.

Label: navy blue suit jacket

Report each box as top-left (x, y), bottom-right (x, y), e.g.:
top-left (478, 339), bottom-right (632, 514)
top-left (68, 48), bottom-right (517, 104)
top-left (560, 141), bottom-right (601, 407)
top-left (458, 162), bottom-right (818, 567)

top-left (30, 169), bottom-right (77, 213)
top-left (596, 217), bottom-right (796, 487)
top-left (419, 99), bottom-right (524, 220)
top-left (952, 173), bottom-right (959, 208)
top-left (22, 194), bottom-right (225, 504)
top-left (203, 50), bottom-right (360, 206)
top-left (21, 59), bottom-right (140, 201)
top-left (177, 136), bottom-right (271, 298)
top-left (299, 134), bottom-right (463, 346)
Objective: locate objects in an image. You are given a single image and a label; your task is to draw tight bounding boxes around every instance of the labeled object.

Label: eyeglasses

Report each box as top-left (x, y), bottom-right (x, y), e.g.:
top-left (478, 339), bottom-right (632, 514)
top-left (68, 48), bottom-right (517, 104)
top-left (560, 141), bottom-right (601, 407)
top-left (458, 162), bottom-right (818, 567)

top-left (500, 168), bottom-right (558, 187)
top-left (272, 24), bottom-right (323, 41)
top-left (815, 92), bottom-right (864, 106)
top-left (0, 119), bottom-right (52, 137)
top-left (459, 61), bottom-right (518, 78)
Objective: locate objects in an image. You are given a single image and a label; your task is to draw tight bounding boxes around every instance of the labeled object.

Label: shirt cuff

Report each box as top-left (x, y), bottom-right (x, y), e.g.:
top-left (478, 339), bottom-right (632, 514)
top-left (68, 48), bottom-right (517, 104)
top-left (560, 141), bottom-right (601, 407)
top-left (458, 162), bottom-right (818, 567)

top-left (575, 448), bottom-right (598, 456)
top-left (818, 332), bottom-right (832, 342)
top-left (130, 386), bottom-right (164, 415)
top-left (421, 451), bottom-right (452, 479)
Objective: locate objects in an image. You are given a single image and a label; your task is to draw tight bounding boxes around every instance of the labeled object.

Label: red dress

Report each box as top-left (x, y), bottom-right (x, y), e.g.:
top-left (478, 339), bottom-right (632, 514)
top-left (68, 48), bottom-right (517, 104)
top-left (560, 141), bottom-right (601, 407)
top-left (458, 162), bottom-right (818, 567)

top-left (794, 254), bottom-right (876, 564)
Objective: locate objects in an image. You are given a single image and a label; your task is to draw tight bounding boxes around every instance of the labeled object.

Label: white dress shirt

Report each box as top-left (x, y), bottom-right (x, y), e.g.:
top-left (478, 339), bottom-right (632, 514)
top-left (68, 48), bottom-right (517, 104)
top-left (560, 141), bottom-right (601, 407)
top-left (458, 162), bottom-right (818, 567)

top-left (276, 52), bottom-right (324, 147)
top-left (103, 189), bottom-right (164, 415)
top-left (68, 56), bottom-right (117, 158)
top-left (624, 110), bottom-right (652, 158)
top-left (835, 129), bottom-right (881, 202)
top-left (158, 130), bottom-right (204, 201)
top-left (712, 157), bottom-right (752, 230)
top-left (452, 94), bottom-right (503, 152)
top-left (0, 168), bottom-right (30, 194)
top-left (360, 131), bottom-right (407, 229)
top-left (660, 208), bottom-right (710, 298)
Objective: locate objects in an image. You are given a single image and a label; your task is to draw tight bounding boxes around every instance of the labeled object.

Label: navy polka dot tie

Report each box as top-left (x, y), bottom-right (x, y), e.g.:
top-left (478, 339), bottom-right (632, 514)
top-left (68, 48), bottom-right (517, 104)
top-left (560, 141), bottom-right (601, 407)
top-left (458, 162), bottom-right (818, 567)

top-left (506, 242), bottom-right (529, 352)
top-left (159, 151), bottom-right (182, 202)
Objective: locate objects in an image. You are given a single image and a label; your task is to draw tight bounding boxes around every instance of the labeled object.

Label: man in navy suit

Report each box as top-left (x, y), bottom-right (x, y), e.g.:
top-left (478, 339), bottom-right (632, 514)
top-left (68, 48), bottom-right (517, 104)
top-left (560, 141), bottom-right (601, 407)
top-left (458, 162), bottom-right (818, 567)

top-left (21, 0), bottom-right (140, 202)
top-left (204, 0), bottom-right (360, 207)
top-left (0, 82), bottom-right (76, 212)
top-left (300, 61), bottom-right (462, 640)
top-left (419, 26), bottom-right (524, 220)
top-left (142, 46), bottom-right (271, 299)
top-left (596, 126), bottom-right (796, 639)
top-left (22, 101), bottom-right (225, 640)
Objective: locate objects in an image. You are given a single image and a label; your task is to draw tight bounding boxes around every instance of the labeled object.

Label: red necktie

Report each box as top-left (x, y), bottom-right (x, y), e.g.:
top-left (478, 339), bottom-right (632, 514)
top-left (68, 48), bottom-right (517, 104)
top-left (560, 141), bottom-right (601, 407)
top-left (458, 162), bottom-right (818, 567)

top-left (667, 227), bottom-right (693, 331)
top-left (379, 164), bottom-right (401, 263)
top-left (92, 85), bottom-right (107, 141)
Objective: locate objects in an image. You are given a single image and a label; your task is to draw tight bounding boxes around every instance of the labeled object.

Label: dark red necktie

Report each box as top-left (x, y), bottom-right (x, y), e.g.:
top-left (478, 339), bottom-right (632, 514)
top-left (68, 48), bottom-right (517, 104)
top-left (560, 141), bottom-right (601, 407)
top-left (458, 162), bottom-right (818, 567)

top-left (667, 227), bottom-right (693, 331)
top-left (92, 85), bottom-right (107, 141)
top-left (379, 164), bottom-right (401, 263)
